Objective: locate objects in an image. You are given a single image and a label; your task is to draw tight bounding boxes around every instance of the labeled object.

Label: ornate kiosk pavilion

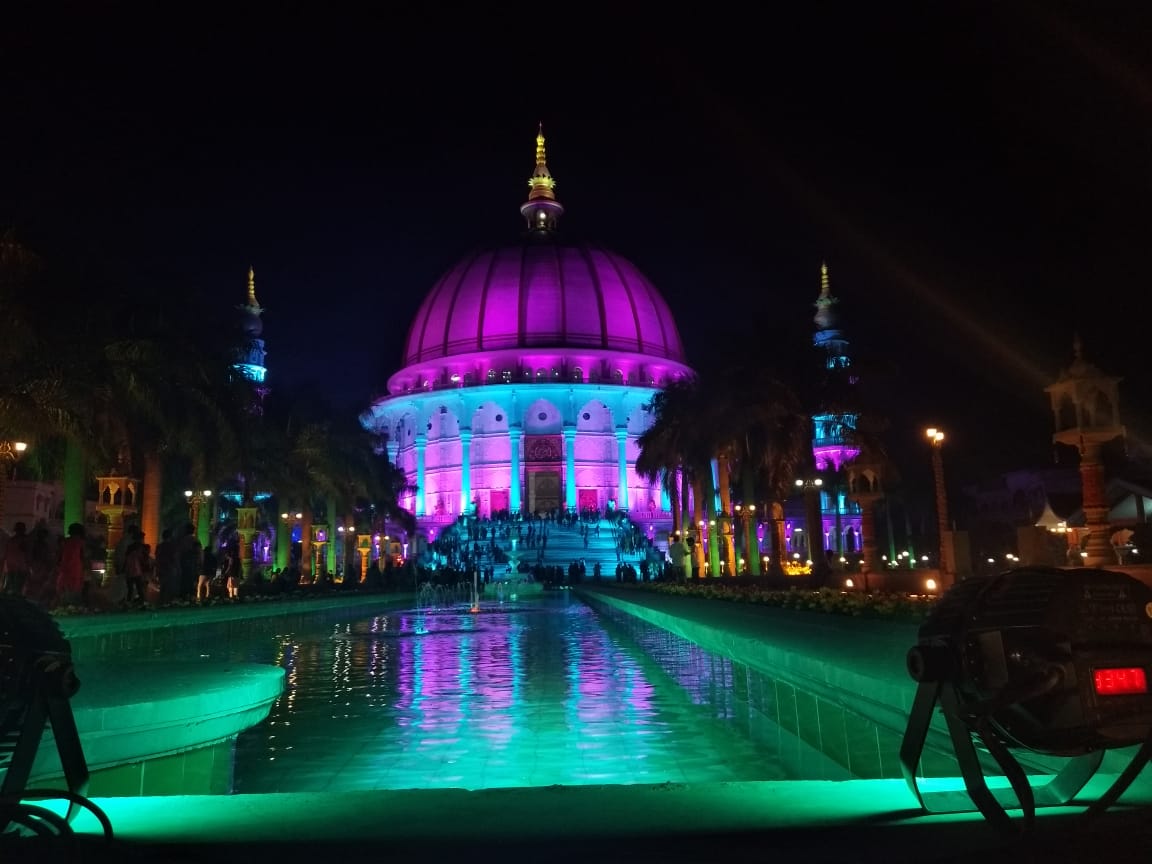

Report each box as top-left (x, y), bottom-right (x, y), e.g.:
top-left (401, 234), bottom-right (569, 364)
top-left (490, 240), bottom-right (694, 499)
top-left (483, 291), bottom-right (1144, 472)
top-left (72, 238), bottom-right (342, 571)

top-left (360, 129), bottom-right (694, 526)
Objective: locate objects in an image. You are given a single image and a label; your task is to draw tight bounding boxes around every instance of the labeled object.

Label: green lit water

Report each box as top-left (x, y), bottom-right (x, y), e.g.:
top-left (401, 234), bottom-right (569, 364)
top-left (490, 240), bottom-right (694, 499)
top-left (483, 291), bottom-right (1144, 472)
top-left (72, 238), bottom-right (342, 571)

top-left (230, 593), bottom-right (805, 792)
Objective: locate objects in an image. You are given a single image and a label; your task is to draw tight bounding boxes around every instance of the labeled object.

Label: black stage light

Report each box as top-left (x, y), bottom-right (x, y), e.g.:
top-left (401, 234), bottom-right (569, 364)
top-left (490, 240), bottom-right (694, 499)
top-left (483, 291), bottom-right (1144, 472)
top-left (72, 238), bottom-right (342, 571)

top-left (899, 567), bottom-right (1152, 834)
top-left (0, 595), bottom-right (90, 833)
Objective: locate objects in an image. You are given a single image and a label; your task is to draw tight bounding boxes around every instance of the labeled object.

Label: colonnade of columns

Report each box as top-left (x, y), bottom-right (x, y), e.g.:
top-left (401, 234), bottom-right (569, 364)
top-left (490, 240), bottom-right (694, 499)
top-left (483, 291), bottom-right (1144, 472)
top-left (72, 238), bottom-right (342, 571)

top-left (407, 423), bottom-right (641, 516)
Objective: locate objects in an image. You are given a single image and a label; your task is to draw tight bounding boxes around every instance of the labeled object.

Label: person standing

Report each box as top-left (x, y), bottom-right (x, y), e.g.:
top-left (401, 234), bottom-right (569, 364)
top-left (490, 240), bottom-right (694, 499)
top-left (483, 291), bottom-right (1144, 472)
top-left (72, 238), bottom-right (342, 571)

top-left (2, 521), bottom-right (30, 596)
top-left (55, 523), bottom-right (90, 608)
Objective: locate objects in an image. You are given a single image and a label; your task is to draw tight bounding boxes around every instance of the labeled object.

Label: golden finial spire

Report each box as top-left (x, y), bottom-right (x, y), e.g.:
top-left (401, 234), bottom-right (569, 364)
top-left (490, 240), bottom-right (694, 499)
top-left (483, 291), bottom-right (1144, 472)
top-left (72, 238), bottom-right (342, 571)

top-left (527, 122), bottom-right (556, 202)
top-left (814, 260), bottom-right (838, 331)
top-left (247, 266), bottom-right (259, 307)
top-left (520, 124), bottom-right (564, 232)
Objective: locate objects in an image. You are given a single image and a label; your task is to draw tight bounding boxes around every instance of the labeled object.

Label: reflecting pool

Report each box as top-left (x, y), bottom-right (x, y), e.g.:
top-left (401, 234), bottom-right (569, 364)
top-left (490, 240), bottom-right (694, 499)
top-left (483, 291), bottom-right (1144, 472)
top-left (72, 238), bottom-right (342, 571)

top-left (230, 593), bottom-right (798, 792)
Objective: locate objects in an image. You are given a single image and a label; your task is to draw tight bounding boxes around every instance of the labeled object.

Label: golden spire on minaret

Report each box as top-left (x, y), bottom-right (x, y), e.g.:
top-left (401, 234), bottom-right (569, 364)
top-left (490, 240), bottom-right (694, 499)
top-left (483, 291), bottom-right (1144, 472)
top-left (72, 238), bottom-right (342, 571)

top-left (814, 260), bottom-right (838, 331)
top-left (527, 122), bottom-right (557, 202)
top-left (247, 265), bottom-right (260, 308)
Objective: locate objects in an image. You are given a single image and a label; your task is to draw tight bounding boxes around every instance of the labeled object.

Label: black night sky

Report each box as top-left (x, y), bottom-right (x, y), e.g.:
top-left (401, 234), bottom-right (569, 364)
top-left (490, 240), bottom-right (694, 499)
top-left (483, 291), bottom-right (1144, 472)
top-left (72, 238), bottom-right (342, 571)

top-left (3, 4), bottom-right (1151, 492)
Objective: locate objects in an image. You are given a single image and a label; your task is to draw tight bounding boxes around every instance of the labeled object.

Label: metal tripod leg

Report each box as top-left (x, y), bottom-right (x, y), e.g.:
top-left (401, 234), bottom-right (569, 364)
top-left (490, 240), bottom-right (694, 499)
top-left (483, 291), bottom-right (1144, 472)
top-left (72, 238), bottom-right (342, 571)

top-left (45, 695), bottom-right (90, 823)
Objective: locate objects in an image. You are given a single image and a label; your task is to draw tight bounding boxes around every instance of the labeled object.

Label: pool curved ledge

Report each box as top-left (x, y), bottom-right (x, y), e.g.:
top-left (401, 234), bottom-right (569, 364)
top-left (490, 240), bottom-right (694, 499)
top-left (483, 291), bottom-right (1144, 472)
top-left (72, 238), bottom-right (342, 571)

top-left (29, 661), bottom-right (284, 791)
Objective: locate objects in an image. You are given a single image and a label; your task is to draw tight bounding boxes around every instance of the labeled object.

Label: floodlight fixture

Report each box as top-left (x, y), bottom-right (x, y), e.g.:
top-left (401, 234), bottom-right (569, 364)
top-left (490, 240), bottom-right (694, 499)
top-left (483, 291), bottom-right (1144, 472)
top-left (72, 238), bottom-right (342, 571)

top-left (0, 596), bottom-right (91, 833)
top-left (900, 567), bottom-right (1152, 834)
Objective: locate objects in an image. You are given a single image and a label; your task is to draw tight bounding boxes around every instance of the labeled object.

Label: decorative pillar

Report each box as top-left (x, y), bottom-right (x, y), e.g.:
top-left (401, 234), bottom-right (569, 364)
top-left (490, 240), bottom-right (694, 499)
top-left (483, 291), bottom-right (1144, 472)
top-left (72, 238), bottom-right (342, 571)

top-left (415, 432), bottom-right (427, 516)
top-left (326, 498), bottom-right (338, 576)
top-left (1044, 335), bottom-right (1125, 568)
top-left (459, 429), bottom-right (473, 514)
top-left (94, 471), bottom-right (140, 576)
top-left (311, 523), bottom-right (329, 579)
top-left (615, 428), bottom-right (630, 511)
top-left (386, 439), bottom-right (399, 466)
top-left (563, 426), bottom-right (577, 511)
top-left (509, 427), bottom-right (522, 513)
top-left (357, 533), bottom-right (373, 581)
top-left (235, 499), bottom-right (260, 580)
top-left (743, 505), bottom-right (759, 575)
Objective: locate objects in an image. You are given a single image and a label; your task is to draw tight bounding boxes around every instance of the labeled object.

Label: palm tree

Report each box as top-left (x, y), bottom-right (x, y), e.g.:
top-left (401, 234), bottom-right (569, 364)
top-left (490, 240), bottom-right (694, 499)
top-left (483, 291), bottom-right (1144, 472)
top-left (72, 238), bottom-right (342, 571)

top-left (637, 377), bottom-right (717, 576)
top-left (0, 233), bottom-right (109, 531)
top-left (96, 301), bottom-right (243, 551)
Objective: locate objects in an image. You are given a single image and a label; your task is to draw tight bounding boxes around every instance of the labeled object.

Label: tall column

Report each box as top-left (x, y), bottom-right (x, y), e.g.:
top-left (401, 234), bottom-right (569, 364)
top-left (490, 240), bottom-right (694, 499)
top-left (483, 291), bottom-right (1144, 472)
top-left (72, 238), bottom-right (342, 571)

top-left (563, 426), bottom-right (577, 511)
top-left (509, 427), bottom-right (522, 513)
top-left (929, 442), bottom-right (949, 573)
top-left (276, 514), bottom-right (293, 570)
top-left (855, 493), bottom-right (882, 590)
top-left (1079, 440), bottom-right (1113, 566)
top-left (386, 440), bottom-right (399, 466)
top-left (415, 432), bottom-right (427, 516)
top-left (326, 498), bottom-right (338, 575)
top-left (64, 440), bottom-right (85, 530)
top-left (615, 428), bottom-right (630, 511)
top-left (236, 501), bottom-right (259, 580)
top-left (459, 429), bottom-right (473, 514)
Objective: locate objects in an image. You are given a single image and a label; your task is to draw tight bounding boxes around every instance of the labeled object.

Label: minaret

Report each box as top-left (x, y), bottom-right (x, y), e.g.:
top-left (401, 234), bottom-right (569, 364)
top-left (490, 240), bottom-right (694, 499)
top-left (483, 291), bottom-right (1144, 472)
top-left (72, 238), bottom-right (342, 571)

top-left (235, 266), bottom-right (269, 395)
top-left (813, 262), bottom-right (851, 372)
top-left (811, 263), bottom-right (859, 472)
top-left (519, 123), bottom-right (564, 233)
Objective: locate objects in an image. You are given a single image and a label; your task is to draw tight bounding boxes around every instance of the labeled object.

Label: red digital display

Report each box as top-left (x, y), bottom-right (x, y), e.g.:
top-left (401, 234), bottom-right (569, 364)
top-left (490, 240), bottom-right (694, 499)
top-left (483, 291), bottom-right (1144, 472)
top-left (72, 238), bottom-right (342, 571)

top-left (1093, 667), bottom-right (1149, 696)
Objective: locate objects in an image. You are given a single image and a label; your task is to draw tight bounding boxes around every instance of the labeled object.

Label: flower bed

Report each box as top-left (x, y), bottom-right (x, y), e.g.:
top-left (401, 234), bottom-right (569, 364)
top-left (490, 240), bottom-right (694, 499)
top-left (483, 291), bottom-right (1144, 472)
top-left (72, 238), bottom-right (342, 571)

top-left (624, 581), bottom-right (939, 620)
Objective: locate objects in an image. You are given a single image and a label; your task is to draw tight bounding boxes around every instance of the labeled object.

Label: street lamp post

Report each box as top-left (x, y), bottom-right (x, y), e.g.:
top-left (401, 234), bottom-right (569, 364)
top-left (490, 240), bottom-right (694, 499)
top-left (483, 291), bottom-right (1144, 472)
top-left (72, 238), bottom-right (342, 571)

top-left (925, 428), bottom-right (950, 579)
top-left (336, 524), bottom-right (357, 582)
top-left (0, 440), bottom-right (28, 533)
top-left (795, 477), bottom-right (826, 584)
top-left (184, 489), bottom-right (213, 547)
top-left (277, 512), bottom-right (303, 572)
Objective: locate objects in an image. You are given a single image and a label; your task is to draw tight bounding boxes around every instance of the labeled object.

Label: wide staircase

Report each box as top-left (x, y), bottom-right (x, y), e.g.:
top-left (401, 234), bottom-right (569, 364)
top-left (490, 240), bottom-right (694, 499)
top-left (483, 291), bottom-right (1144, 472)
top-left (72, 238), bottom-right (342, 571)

top-left (442, 516), bottom-right (665, 580)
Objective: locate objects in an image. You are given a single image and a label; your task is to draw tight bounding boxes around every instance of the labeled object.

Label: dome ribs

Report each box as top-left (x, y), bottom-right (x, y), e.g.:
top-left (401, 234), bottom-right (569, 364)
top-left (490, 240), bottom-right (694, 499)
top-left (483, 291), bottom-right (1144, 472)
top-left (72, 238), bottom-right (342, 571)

top-left (596, 245), bottom-right (643, 354)
top-left (516, 243), bottom-right (528, 349)
top-left (576, 244), bottom-right (610, 351)
top-left (440, 249), bottom-right (480, 361)
top-left (474, 249), bottom-right (501, 351)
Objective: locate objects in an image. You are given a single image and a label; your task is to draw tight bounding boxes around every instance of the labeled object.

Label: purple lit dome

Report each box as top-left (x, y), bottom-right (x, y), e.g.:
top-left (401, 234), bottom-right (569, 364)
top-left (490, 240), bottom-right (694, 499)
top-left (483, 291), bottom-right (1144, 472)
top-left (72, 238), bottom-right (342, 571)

top-left (381, 128), bottom-right (693, 397)
top-left (402, 242), bottom-right (685, 366)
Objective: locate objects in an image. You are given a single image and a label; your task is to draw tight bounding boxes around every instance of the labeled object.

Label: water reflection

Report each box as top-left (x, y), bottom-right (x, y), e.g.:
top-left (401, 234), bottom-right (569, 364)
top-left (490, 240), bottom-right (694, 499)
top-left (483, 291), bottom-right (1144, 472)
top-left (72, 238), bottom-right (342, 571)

top-left (232, 595), bottom-right (788, 792)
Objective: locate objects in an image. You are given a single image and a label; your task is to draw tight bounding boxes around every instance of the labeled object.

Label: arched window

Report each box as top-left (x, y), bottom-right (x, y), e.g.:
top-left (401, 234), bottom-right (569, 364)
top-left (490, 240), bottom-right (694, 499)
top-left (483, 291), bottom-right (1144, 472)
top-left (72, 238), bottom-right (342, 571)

top-left (572, 366), bottom-right (583, 382)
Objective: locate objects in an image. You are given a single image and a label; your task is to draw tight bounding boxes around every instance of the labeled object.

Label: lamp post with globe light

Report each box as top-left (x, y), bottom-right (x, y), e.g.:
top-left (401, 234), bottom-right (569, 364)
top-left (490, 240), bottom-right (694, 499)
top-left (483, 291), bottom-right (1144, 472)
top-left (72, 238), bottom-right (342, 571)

top-left (795, 476), bottom-right (827, 585)
top-left (184, 489), bottom-right (213, 547)
top-left (925, 428), bottom-right (950, 579)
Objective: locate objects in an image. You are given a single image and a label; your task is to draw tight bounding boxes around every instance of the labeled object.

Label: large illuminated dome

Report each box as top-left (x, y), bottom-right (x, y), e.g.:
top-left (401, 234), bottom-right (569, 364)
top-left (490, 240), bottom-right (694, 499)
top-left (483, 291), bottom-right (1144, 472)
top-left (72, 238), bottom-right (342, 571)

top-left (398, 243), bottom-right (685, 375)
top-left (362, 128), bottom-right (693, 521)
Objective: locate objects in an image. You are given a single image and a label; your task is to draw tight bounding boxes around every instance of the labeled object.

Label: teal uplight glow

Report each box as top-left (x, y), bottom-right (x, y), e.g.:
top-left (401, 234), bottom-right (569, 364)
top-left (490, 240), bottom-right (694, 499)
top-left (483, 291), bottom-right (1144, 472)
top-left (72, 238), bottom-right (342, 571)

top-left (230, 596), bottom-right (813, 791)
